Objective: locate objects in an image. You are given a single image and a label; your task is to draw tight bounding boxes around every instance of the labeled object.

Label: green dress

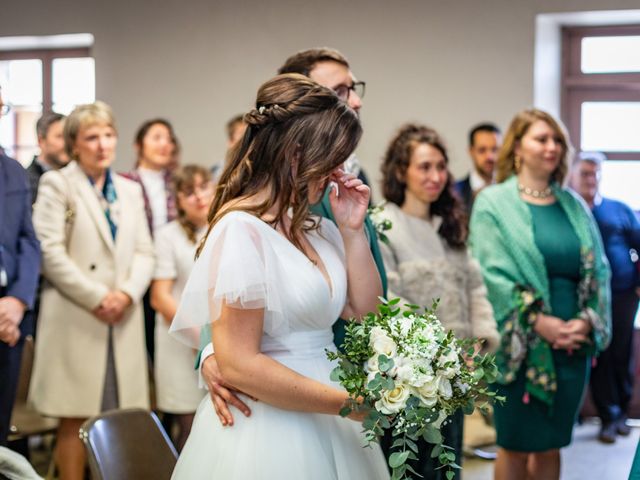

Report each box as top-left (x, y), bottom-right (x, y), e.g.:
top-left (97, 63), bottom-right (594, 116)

top-left (493, 202), bottom-right (591, 451)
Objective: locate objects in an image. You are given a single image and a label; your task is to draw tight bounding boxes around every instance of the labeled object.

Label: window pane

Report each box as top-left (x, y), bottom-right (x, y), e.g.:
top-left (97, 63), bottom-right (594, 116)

top-left (581, 36), bottom-right (640, 73)
top-left (600, 160), bottom-right (640, 210)
top-left (0, 59), bottom-right (43, 105)
top-left (52, 57), bottom-right (95, 114)
top-left (581, 102), bottom-right (640, 152)
top-left (0, 60), bottom-right (43, 166)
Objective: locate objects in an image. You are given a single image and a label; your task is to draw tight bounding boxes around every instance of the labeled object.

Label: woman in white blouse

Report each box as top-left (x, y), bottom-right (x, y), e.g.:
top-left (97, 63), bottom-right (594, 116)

top-left (379, 123), bottom-right (499, 480)
top-left (121, 118), bottom-right (181, 362)
top-left (150, 165), bottom-right (214, 450)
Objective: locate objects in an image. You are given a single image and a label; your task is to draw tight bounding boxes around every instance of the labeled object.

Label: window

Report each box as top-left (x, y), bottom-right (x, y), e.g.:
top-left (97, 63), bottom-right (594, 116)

top-left (0, 47), bottom-right (94, 166)
top-left (561, 25), bottom-right (640, 210)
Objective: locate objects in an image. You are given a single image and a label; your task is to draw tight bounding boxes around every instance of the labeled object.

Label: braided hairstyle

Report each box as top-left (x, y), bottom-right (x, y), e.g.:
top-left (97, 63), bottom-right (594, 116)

top-left (381, 123), bottom-right (467, 249)
top-left (172, 164), bottom-right (213, 244)
top-left (197, 73), bottom-right (362, 257)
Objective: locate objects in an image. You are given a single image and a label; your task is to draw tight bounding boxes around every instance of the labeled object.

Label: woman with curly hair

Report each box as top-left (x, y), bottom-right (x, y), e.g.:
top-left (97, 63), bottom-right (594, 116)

top-left (379, 123), bottom-right (499, 479)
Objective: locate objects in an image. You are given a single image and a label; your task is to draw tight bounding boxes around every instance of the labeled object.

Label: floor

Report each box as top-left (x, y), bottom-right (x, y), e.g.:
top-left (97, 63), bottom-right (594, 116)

top-left (463, 418), bottom-right (638, 480)
top-left (20, 418), bottom-right (639, 479)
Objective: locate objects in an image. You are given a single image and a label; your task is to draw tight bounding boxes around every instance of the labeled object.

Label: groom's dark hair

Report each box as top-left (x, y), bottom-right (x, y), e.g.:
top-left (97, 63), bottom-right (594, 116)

top-left (278, 48), bottom-right (350, 77)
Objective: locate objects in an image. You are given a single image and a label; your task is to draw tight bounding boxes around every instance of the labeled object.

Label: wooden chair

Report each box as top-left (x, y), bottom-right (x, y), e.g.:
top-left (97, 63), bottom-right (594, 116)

top-left (8, 335), bottom-right (58, 479)
top-left (79, 408), bottom-right (177, 480)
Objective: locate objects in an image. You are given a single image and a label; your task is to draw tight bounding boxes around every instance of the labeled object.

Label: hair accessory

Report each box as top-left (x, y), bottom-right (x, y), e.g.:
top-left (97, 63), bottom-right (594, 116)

top-left (258, 106), bottom-right (266, 115)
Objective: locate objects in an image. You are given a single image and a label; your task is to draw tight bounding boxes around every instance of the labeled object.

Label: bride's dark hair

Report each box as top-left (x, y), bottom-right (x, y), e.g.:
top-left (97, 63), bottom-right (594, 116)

top-left (197, 73), bottom-right (362, 257)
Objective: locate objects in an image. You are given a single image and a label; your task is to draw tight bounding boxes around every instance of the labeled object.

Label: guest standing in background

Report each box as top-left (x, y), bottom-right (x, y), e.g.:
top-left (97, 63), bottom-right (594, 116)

top-left (31, 101), bottom-right (155, 480)
top-left (470, 109), bottom-right (611, 480)
top-left (121, 118), bottom-right (180, 362)
top-left (26, 112), bottom-right (69, 204)
top-left (570, 151), bottom-right (640, 443)
top-left (455, 123), bottom-right (501, 212)
top-left (0, 87), bottom-right (41, 446)
top-left (379, 123), bottom-right (499, 479)
top-left (211, 114), bottom-right (247, 183)
top-left (150, 165), bottom-right (214, 451)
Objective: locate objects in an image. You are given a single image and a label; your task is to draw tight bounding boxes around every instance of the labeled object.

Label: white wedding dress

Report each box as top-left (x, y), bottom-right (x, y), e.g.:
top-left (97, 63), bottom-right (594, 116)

top-left (170, 211), bottom-right (389, 480)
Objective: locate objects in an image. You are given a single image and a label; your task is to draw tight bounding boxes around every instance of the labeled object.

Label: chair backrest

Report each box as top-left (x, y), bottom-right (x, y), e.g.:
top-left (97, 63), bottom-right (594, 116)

top-left (80, 409), bottom-right (178, 480)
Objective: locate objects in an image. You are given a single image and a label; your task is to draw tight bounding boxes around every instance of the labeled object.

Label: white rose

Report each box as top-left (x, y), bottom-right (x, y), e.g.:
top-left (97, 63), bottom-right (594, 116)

top-left (438, 376), bottom-right (453, 399)
top-left (415, 375), bottom-right (439, 407)
top-left (370, 329), bottom-right (397, 358)
top-left (366, 355), bottom-right (380, 373)
top-left (395, 361), bottom-right (415, 385)
top-left (375, 383), bottom-right (411, 414)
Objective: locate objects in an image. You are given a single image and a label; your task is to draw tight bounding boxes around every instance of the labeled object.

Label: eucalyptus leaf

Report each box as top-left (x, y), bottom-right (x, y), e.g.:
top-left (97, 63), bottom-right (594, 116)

top-left (424, 427), bottom-right (443, 444)
top-left (389, 451), bottom-right (410, 468)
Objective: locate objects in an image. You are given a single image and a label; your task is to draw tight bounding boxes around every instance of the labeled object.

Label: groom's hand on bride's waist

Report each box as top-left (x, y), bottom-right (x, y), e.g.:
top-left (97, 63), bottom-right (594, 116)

top-left (202, 354), bottom-right (254, 427)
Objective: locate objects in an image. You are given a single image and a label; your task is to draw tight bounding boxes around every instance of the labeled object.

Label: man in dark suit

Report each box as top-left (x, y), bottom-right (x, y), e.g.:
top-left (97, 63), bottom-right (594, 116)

top-left (455, 123), bottom-right (501, 212)
top-left (0, 89), bottom-right (41, 446)
top-left (25, 112), bottom-right (68, 204)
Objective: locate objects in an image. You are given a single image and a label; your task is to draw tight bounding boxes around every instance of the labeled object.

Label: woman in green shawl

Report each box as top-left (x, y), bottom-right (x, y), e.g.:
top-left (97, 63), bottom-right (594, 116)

top-left (469, 109), bottom-right (610, 480)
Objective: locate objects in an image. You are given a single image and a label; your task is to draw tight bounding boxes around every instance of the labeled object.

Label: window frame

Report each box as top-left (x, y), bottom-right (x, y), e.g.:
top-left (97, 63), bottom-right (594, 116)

top-left (0, 47), bottom-right (91, 113)
top-left (561, 24), bottom-right (640, 161)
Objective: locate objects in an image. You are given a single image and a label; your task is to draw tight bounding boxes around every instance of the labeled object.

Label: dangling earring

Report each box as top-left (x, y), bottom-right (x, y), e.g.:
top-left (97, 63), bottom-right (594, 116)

top-left (514, 155), bottom-right (522, 172)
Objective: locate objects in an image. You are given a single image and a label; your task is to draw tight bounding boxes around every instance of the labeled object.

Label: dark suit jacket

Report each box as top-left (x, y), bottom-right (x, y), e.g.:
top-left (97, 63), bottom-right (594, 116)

top-left (25, 156), bottom-right (46, 204)
top-left (0, 153), bottom-right (41, 310)
top-left (454, 175), bottom-right (473, 213)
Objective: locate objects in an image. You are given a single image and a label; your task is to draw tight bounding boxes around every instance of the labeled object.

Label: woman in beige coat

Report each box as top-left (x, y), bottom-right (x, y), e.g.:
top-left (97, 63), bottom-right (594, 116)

top-left (30, 101), bottom-right (155, 480)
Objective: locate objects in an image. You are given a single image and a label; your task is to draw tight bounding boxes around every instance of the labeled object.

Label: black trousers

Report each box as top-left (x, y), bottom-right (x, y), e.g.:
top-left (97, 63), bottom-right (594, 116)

top-left (0, 331), bottom-right (25, 446)
top-left (590, 289), bottom-right (640, 423)
top-left (380, 409), bottom-right (463, 480)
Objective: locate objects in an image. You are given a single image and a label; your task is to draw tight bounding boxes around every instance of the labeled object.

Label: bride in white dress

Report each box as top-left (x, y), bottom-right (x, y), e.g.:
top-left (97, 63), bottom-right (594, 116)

top-left (169, 73), bottom-right (389, 480)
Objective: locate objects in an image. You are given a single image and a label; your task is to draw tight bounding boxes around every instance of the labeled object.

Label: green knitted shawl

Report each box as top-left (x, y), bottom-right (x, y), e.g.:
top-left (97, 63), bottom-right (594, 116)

top-left (469, 176), bottom-right (611, 407)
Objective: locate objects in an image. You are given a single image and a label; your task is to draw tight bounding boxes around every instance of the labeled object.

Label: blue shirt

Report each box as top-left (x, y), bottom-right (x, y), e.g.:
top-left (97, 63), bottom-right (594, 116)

top-left (592, 197), bottom-right (640, 292)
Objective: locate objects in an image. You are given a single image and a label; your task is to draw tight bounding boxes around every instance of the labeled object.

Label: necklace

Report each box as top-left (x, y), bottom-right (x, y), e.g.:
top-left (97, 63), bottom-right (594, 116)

top-left (518, 183), bottom-right (553, 199)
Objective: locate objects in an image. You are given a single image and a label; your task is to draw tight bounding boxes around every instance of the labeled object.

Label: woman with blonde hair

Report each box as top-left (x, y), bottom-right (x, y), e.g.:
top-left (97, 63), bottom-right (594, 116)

top-left (151, 165), bottom-right (214, 451)
top-left (31, 101), bottom-right (155, 480)
top-left (469, 109), bottom-right (610, 480)
top-left (169, 73), bottom-right (389, 479)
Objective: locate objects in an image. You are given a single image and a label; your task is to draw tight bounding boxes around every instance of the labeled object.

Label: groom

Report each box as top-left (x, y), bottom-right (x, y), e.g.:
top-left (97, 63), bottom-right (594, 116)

top-left (199, 47), bottom-right (388, 425)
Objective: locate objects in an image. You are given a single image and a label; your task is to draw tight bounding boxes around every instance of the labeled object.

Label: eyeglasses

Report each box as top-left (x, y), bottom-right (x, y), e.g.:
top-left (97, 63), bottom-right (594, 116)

top-left (179, 182), bottom-right (215, 199)
top-left (0, 104), bottom-right (11, 115)
top-left (334, 81), bottom-right (366, 102)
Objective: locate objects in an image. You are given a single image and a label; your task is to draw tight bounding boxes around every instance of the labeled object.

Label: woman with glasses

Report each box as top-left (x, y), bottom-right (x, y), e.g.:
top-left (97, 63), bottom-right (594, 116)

top-left (30, 101), bottom-right (154, 480)
top-left (150, 165), bottom-right (214, 451)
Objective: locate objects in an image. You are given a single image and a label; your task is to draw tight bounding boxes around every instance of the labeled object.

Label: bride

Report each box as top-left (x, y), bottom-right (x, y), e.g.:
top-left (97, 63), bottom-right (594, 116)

top-left (169, 73), bottom-right (389, 479)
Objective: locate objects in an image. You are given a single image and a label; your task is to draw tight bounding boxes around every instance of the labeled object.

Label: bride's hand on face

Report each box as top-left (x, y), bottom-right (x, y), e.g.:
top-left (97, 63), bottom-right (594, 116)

top-left (328, 168), bottom-right (370, 233)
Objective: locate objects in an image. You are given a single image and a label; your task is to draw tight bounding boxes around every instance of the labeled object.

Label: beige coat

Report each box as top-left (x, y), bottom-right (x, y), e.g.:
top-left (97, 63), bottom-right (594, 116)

top-left (30, 161), bottom-right (155, 417)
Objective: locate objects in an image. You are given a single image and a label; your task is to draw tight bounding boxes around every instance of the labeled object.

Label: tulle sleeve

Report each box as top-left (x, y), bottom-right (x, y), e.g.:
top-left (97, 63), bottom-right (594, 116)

top-left (169, 212), bottom-right (286, 347)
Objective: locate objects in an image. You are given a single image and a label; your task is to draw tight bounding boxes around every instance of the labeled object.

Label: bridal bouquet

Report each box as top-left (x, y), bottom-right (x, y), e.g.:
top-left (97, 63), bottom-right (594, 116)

top-left (327, 298), bottom-right (501, 480)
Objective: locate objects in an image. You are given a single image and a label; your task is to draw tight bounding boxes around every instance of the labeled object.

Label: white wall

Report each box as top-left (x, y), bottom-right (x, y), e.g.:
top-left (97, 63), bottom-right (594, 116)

top-left (2, 0), bottom-right (638, 198)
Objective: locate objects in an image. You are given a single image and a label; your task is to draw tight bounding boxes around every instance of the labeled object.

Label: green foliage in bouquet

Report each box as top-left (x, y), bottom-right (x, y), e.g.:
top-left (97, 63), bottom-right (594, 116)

top-left (367, 202), bottom-right (393, 245)
top-left (327, 298), bottom-right (503, 480)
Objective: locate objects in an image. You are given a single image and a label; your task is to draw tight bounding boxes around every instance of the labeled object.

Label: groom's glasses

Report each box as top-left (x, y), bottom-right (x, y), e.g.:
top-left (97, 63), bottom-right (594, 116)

top-left (334, 81), bottom-right (366, 101)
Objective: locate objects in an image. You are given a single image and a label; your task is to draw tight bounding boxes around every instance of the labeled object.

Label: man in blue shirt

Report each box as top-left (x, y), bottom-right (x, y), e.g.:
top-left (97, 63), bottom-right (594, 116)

top-left (570, 151), bottom-right (640, 444)
top-left (0, 88), bottom-right (41, 446)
